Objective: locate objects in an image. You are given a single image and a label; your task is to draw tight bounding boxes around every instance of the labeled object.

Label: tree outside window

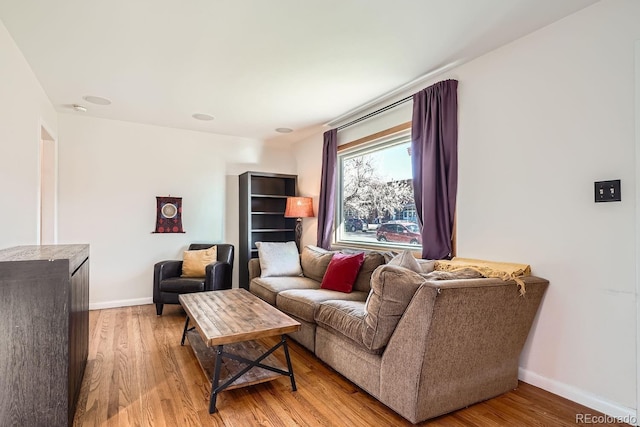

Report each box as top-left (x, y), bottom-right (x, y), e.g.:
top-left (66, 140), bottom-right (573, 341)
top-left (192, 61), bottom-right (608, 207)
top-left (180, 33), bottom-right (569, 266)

top-left (337, 136), bottom-right (420, 248)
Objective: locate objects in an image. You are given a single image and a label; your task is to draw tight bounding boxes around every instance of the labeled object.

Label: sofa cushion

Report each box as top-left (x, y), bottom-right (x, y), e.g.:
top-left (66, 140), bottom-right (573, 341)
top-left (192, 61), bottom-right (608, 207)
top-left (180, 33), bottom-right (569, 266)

top-left (352, 252), bottom-right (386, 293)
top-left (362, 265), bottom-right (425, 352)
top-left (286, 315), bottom-right (317, 353)
top-left (256, 241), bottom-right (302, 277)
top-left (277, 289), bottom-right (368, 322)
top-left (321, 252), bottom-right (365, 293)
top-left (315, 300), bottom-right (374, 351)
top-left (300, 245), bottom-right (334, 282)
top-left (159, 277), bottom-right (204, 293)
top-left (250, 276), bottom-right (319, 305)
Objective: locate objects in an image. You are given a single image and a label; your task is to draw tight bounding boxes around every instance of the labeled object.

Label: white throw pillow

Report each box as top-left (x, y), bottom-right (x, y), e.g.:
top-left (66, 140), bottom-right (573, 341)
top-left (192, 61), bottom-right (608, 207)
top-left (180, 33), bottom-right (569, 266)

top-left (387, 249), bottom-right (422, 273)
top-left (256, 241), bottom-right (302, 277)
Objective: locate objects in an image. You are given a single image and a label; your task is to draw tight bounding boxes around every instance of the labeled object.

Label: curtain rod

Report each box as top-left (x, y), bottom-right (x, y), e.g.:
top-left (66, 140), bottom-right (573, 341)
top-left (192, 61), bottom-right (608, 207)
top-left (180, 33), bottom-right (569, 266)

top-left (328, 59), bottom-right (464, 130)
top-left (337, 95), bottom-right (412, 131)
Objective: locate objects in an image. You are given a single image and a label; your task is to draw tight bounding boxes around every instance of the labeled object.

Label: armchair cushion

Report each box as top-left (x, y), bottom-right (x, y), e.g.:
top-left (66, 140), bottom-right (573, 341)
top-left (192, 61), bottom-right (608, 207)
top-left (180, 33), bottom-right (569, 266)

top-left (181, 246), bottom-right (217, 277)
top-left (159, 277), bottom-right (205, 293)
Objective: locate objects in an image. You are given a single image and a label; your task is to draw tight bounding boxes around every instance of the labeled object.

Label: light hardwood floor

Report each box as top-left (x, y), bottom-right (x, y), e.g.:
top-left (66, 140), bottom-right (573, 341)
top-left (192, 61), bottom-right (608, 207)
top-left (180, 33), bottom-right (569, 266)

top-left (73, 304), bottom-right (630, 427)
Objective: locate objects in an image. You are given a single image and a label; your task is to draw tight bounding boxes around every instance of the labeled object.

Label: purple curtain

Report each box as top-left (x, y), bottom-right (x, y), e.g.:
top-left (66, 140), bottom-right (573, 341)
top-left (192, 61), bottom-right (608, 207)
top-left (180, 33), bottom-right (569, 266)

top-left (316, 129), bottom-right (337, 249)
top-left (411, 79), bottom-right (458, 259)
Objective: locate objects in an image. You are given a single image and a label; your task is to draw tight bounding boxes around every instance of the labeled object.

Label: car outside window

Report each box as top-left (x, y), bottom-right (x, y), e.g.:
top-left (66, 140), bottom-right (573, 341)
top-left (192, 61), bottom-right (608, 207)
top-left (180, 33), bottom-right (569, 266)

top-left (335, 132), bottom-right (421, 250)
top-left (405, 224), bottom-right (419, 233)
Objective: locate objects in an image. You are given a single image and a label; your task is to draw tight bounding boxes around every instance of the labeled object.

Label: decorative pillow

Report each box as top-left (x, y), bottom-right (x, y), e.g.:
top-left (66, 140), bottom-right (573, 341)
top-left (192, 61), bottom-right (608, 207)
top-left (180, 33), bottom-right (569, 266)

top-left (352, 252), bottom-right (386, 293)
top-left (362, 264), bottom-right (425, 352)
top-left (381, 250), bottom-right (399, 263)
top-left (320, 252), bottom-right (365, 293)
top-left (256, 241), bottom-right (302, 277)
top-left (387, 250), bottom-right (421, 273)
top-left (300, 245), bottom-right (334, 282)
top-left (181, 246), bottom-right (217, 278)
top-left (421, 268), bottom-right (484, 280)
top-left (417, 259), bottom-right (436, 274)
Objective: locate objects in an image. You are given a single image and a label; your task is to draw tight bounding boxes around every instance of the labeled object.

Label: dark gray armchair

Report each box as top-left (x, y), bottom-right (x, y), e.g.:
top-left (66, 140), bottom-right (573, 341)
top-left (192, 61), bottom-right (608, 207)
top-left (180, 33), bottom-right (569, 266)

top-left (153, 243), bottom-right (234, 315)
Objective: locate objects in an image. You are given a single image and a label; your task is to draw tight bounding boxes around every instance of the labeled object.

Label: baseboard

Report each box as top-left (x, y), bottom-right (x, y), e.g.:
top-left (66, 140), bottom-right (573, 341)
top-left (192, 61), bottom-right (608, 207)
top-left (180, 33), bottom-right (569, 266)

top-left (89, 297), bottom-right (153, 310)
top-left (519, 368), bottom-right (638, 425)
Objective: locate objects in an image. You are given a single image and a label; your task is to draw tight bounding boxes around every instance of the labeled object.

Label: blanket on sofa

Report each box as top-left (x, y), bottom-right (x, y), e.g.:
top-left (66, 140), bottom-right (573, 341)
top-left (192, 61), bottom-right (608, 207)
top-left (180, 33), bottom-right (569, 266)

top-left (435, 257), bottom-right (531, 295)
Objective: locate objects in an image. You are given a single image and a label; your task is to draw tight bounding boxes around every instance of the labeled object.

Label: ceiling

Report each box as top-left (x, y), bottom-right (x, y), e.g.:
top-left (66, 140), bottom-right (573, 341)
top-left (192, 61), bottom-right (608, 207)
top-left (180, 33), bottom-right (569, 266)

top-left (0, 0), bottom-right (597, 144)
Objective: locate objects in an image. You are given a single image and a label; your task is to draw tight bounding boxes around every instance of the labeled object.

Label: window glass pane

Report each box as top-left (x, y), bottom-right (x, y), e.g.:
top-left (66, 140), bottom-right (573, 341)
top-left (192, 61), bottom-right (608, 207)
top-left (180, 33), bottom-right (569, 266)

top-left (336, 134), bottom-right (421, 249)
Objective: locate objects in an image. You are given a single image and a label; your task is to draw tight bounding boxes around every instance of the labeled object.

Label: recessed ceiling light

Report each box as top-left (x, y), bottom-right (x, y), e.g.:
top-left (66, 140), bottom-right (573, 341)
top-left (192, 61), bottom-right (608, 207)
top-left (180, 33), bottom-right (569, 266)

top-left (192, 113), bottom-right (215, 121)
top-left (72, 104), bottom-right (87, 112)
top-left (275, 128), bottom-right (293, 133)
top-left (82, 95), bottom-right (111, 105)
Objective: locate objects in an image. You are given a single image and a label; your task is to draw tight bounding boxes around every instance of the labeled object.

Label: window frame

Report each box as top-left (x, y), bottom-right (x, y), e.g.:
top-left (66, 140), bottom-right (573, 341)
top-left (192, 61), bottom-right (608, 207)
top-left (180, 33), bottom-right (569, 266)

top-left (334, 124), bottom-right (421, 252)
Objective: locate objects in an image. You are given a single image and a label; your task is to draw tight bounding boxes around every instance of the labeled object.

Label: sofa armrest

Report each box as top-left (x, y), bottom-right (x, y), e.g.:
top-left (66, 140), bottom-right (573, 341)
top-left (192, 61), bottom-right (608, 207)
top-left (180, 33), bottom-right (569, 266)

top-left (380, 276), bottom-right (548, 423)
top-left (379, 284), bottom-right (438, 422)
top-left (248, 258), bottom-right (261, 282)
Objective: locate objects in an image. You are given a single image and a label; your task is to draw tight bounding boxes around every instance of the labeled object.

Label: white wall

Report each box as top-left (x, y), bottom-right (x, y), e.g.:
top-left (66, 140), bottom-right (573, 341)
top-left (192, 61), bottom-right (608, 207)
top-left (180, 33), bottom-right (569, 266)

top-left (57, 114), bottom-right (295, 307)
top-left (292, 132), bottom-right (323, 247)
top-left (0, 19), bottom-right (57, 248)
top-left (293, 0), bottom-right (639, 419)
top-left (455, 0), bottom-right (638, 415)
top-left (1, 8), bottom-right (298, 307)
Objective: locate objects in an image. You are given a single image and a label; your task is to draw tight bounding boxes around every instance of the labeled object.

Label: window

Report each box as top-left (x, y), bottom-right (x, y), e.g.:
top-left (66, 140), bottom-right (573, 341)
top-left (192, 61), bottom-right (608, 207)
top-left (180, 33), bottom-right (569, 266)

top-left (336, 131), bottom-right (420, 249)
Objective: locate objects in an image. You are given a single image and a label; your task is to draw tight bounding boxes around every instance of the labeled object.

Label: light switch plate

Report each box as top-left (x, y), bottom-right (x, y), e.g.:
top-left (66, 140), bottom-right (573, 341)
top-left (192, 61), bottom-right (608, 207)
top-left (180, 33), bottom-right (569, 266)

top-left (594, 180), bottom-right (621, 202)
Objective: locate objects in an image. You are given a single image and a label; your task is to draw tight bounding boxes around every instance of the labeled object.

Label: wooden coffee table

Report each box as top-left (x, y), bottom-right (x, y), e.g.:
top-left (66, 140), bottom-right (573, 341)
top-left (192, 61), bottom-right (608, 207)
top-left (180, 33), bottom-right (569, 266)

top-left (178, 289), bottom-right (301, 413)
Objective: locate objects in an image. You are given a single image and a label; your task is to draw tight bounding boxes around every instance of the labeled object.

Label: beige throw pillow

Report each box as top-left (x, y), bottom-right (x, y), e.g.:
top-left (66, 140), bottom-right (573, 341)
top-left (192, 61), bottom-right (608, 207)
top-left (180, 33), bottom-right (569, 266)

top-left (181, 246), bottom-right (217, 278)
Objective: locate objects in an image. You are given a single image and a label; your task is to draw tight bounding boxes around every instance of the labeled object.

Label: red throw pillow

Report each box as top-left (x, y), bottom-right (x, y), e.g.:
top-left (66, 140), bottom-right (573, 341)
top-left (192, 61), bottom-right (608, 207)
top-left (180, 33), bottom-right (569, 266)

top-left (320, 252), bottom-right (365, 293)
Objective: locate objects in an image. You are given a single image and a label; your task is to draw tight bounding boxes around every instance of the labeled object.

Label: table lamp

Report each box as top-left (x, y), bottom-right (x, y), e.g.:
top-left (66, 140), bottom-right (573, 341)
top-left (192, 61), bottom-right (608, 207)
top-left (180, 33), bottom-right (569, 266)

top-left (284, 197), bottom-right (315, 251)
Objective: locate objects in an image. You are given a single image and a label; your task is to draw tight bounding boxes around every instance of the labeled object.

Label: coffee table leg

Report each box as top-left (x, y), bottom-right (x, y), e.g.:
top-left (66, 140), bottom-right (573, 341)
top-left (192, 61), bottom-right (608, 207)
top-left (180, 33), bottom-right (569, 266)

top-left (281, 335), bottom-right (297, 391)
top-left (180, 316), bottom-right (190, 346)
top-left (209, 345), bottom-right (224, 414)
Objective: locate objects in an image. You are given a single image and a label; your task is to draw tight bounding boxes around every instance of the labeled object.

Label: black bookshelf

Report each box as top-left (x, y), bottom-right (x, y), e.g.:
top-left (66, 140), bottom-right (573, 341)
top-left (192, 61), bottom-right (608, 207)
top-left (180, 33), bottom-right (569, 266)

top-left (239, 172), bottom-right (297, 289)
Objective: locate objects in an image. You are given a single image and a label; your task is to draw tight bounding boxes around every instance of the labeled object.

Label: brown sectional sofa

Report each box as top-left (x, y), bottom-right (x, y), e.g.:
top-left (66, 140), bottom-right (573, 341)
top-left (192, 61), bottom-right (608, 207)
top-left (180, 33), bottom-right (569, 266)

top-left (248, 246), bottom-right (548, 424)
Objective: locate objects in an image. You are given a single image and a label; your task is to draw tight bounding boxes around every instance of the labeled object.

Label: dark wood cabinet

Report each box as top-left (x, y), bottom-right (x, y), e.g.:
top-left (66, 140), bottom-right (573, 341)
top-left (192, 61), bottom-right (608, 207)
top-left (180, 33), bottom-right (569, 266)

top-left (0, 245), bottom-right (90, 427)
top-left (239, 172), bottom-right (297, 289)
